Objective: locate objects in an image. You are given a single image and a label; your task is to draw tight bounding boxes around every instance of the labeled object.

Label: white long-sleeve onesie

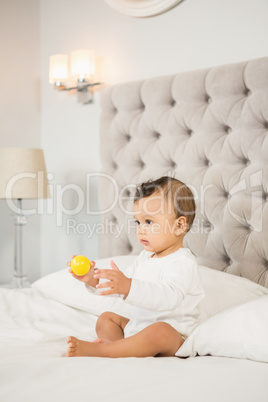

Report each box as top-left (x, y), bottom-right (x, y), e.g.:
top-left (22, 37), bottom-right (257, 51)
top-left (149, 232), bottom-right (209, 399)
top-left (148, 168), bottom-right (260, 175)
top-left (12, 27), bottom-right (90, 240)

top-left (121, 248), bottom-right (205, 338)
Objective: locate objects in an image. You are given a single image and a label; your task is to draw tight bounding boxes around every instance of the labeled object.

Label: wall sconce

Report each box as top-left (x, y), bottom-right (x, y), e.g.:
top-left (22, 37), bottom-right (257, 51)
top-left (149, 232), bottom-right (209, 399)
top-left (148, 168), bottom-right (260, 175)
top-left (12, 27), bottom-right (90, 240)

top-left (49, 49), bottom-right (102, 104)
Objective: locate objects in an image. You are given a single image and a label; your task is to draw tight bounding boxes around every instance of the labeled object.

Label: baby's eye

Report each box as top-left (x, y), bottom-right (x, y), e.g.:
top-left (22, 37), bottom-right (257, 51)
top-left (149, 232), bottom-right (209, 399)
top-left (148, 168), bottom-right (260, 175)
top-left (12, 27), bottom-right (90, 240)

top-left (145, 219), bottom-right (153, 225)
top-left (135, 220), bottom-right (140, 225)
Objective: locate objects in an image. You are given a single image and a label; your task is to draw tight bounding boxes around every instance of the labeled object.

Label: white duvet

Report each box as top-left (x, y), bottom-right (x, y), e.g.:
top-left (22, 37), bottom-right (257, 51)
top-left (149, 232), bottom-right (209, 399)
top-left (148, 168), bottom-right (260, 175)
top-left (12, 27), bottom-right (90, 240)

top-left (0, 283), bottom-right (268, 402)
top-left (0, 289), bottom-right (268, 402)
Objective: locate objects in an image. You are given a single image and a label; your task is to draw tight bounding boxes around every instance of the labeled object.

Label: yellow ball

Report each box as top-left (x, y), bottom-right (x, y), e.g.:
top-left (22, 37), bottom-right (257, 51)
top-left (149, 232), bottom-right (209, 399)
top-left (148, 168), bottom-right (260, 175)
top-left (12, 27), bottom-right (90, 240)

top-left (70, 255), bottom-right (91, 276)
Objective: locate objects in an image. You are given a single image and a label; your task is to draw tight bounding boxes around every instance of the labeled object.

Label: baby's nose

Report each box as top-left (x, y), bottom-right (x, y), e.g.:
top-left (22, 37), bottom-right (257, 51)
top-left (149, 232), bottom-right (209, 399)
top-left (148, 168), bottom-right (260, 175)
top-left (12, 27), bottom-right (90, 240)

top-left (137, 224), bottom-right (146, 234)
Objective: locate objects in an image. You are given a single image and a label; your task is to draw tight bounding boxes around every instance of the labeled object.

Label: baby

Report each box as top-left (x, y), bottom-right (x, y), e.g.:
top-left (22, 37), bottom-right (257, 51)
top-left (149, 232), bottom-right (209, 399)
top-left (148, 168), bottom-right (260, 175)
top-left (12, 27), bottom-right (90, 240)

top-left (66, 176), bottom-right (205, 358)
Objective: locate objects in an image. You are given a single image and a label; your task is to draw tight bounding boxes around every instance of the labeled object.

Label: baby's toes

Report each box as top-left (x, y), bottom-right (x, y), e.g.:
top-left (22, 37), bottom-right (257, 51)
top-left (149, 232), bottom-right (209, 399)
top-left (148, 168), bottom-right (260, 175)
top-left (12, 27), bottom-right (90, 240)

top-left (67, 336), bottom-right (77, 344)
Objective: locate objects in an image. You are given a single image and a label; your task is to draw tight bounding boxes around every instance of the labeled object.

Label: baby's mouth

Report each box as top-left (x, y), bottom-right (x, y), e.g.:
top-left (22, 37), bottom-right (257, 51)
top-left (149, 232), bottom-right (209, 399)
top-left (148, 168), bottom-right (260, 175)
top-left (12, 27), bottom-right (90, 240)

top-left (140, 239), bottom-right (149, 245)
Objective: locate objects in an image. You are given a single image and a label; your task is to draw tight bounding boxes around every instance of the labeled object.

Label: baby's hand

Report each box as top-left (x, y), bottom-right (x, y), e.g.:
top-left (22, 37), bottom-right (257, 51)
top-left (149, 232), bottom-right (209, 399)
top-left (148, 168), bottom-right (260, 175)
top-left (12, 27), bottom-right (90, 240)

top-left (94, 260), bottom-right (131, 297)
top-left (68, 257), bottom-right (98, 288)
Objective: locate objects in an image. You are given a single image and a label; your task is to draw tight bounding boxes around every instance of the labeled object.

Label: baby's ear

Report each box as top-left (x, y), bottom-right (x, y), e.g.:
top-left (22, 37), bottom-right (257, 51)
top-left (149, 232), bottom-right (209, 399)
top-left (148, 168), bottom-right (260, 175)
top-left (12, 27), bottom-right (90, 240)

top-left (175, 216), bottom-right (187, 235)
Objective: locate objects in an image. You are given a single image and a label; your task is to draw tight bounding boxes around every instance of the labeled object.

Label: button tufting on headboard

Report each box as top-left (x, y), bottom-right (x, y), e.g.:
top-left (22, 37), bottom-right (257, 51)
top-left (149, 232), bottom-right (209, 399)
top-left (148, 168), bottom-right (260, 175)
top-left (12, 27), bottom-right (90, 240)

top-left (263, 193), bottom-right (268, 202)
top-left (243, 158), bottom-right (251, 166)
top-left (99, 57), bottom-right (268, 288)
top-left (128, 244), bottom-right (133, 252)
top-left (224, 126), bottom-right (232, 134)
top-left (111, 215), bottom-right (117, 224)
top-left (244, 88), bottom-right (252, 96)
top-left (139, 160), bottom-right (145, 168)
top-left (123, 189), bottom-right (131, 197)
top-left (224, 257), bottom-right (232, 266)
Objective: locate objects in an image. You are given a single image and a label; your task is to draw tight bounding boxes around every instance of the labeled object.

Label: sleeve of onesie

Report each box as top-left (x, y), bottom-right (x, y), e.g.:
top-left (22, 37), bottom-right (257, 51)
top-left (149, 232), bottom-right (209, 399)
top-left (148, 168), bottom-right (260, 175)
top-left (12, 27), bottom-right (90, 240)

top-left (124, 259), bottom-right (197, 311)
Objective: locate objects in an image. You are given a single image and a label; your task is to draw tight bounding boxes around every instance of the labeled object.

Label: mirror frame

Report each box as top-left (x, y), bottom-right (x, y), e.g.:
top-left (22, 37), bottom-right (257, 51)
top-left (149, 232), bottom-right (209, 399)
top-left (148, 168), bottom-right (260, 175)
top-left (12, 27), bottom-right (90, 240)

top-left (104, 0), bottom-right (184, 18)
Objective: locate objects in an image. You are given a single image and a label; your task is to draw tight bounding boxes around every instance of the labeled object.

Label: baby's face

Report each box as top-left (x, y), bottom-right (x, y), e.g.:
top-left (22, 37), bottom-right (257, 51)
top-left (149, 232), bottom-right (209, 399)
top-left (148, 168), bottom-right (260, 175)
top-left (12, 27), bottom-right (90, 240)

top-left (133, 193), bottom-right (185, 257)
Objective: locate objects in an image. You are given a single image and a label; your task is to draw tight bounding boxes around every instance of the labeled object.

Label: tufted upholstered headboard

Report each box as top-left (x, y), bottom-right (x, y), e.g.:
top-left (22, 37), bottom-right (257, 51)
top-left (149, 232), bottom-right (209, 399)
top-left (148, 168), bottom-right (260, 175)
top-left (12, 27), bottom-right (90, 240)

top-left (99, 57), bottom-right (268, 287)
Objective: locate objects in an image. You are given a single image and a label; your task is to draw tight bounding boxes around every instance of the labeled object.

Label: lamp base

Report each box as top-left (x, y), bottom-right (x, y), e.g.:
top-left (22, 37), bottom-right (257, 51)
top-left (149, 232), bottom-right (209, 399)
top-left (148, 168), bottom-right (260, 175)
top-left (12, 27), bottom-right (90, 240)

top-left (11, 201), bottom-right (31, 289)
top-left (9, 275), bottom-right (31, 288)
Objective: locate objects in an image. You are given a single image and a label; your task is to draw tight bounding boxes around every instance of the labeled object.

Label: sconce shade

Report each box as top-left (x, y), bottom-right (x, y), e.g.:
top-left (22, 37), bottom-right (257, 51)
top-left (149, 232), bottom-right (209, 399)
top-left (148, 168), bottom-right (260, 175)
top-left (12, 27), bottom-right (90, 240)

top-left (0, 148), bottom-right (50, 199)
top-left (49, 54), bottom-right (69, 84)
top-left (70, 49), bottom-right (95, 80)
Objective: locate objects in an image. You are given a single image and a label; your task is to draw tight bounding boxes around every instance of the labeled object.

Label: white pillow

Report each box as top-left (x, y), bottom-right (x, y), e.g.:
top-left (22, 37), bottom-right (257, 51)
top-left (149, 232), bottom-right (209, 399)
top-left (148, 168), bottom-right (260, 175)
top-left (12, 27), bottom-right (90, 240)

top-left (32, 255), bottom-right (137, 318)
top-left (32, 256), bottom-right (268, 322)
top-left (176, 295), bottom-right (268, 363)
top-left (198, 265), bottom-right (268, 322)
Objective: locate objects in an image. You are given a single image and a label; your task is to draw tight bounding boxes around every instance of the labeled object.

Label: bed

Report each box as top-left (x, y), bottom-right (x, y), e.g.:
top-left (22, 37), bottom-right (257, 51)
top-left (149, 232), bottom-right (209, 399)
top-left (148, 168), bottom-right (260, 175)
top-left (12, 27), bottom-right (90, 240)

top-left (1, 57), bottom-right (268, 402)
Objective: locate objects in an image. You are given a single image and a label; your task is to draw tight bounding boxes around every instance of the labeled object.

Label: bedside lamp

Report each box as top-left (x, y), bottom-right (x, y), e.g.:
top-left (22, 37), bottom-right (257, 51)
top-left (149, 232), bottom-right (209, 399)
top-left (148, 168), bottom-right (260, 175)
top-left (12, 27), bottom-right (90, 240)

top-left (0, 148), bottom-right (50, 288)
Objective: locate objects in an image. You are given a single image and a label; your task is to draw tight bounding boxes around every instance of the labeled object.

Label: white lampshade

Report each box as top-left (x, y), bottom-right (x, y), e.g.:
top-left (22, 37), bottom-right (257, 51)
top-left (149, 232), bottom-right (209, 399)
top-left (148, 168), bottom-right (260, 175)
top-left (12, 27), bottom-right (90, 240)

top-left (0, 148), bottom-right (50, 199)
top-left (70, 49), bottom-right (95, 80)
top-left (49, 54), bottom-right (69, 84)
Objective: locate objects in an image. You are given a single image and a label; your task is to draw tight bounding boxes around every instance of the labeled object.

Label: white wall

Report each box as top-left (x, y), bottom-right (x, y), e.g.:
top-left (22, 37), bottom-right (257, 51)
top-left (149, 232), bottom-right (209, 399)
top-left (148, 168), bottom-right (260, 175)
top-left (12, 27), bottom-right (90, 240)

top-left (1, 0), bottom-right (267, 282)
top-left (0, 0), bottom-right (41, 284)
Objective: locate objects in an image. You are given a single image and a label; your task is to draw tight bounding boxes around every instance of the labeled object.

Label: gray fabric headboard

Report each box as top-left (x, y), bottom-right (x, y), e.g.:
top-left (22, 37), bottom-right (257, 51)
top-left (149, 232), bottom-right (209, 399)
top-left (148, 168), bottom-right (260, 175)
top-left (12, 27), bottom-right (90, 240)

top-left (99, 57), bottom-right (268, 287)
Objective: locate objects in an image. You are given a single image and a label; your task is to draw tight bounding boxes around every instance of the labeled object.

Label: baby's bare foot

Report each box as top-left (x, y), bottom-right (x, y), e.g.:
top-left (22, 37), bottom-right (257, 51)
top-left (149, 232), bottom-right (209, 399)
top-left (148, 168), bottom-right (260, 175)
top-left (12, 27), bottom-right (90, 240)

top-left (66, 336), bottom-right (95, 357)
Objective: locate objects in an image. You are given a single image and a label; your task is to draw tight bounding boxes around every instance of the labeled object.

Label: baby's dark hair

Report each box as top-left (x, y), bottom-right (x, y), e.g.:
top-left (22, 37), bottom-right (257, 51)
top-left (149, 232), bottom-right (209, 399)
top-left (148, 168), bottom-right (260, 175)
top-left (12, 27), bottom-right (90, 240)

top-left (134, 176), bottom-right (196, 232)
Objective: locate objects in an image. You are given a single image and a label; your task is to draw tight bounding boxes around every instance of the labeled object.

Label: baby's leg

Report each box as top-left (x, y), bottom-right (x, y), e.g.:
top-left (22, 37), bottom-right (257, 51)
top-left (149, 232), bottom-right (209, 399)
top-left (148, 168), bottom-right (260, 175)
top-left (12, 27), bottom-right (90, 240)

top-left (66, 322), bottom-right (184, 358)
top-left (95, 312), bottom-right (129, 342)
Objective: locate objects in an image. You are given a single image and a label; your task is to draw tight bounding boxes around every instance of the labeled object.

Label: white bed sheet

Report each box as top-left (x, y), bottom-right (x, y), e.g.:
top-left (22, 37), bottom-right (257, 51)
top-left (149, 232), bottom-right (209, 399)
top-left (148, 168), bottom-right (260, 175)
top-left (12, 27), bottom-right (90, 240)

top-left (0, 288), bottom-right (268, 402)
